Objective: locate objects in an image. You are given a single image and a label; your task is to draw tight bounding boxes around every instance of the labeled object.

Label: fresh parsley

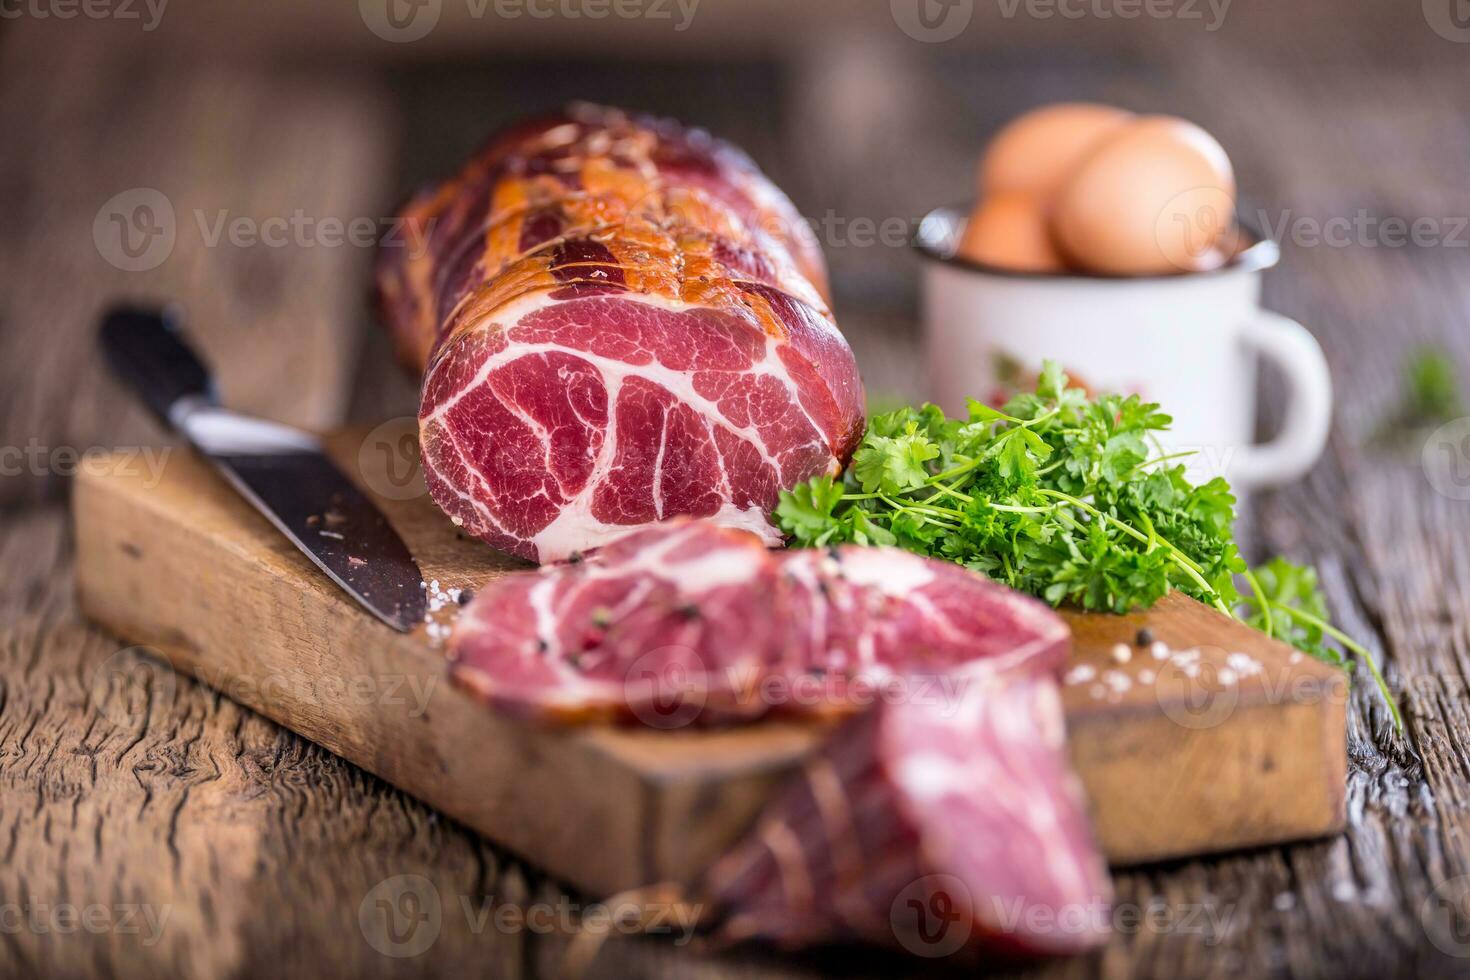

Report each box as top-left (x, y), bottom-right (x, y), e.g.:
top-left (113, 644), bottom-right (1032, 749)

top-left (776, 362), bottom-right (1400, 727)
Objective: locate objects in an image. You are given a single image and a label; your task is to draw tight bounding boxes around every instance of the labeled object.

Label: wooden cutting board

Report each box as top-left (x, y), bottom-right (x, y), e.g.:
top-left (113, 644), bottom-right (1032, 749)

top-left (72, 428), bottom-right (1347, 898)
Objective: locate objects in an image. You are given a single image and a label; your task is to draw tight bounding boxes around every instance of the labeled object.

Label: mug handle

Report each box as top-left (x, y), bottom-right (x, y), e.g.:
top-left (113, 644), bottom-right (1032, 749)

top-left (1232, 311), bottom-right (1334, 486)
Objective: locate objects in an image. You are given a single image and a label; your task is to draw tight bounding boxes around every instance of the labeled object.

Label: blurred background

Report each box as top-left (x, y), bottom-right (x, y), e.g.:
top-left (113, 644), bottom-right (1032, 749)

top-left (3, 2), bottom-right (1469, 977)
top-left (4, 0), bottom-right (1466, 508)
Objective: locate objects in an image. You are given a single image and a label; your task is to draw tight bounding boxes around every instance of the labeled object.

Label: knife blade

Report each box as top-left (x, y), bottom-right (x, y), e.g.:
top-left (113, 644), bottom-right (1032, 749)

top-left (99, 306), bottom-right (428, 632)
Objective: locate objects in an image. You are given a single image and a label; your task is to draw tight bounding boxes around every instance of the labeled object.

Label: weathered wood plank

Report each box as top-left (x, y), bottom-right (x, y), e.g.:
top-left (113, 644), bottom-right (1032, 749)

top-left (0, 508), bottom-right (535, 980)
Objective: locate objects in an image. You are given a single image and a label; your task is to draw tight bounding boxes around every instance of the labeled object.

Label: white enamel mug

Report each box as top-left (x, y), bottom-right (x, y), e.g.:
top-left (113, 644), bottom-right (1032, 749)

top-left (914, 206), bottom-right (1332, 487)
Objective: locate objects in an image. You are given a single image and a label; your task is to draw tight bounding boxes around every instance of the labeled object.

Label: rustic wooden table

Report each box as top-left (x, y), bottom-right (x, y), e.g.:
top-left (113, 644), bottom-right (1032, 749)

top-left (3, 5), bottom-right (1468, 978)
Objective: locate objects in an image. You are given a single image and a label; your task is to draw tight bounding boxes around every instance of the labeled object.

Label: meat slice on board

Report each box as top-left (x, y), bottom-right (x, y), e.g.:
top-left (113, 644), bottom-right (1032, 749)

top-left (448, 520), bottom-right (783, 727)
top-left (700, 666), bottom-right (1113, 959)
top-left (449, 518), bottom-right (1109, 960)
top-left (376, 105), bottom-right (865, 563)
top-left (448, 519), bottom-right (1071, 727)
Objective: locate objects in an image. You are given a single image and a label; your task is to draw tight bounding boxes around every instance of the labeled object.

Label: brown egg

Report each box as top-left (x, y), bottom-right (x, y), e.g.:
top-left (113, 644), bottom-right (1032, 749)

top-left (956, 191), bottom-right (1067, 273)
top-left (979, 103), bottom-right (1135, 201)
top-left (1051, 116), bottom-right (1237, 276)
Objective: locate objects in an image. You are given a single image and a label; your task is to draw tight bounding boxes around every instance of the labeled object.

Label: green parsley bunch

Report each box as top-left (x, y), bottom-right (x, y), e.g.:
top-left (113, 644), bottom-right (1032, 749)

top-left (777, 362), bottom-right (1399, 726)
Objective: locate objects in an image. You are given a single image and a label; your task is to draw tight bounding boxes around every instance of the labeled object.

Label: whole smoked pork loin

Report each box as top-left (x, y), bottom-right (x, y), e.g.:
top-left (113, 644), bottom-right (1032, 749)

top-left (376, 105), bottom-right (864, 563)
top-left (448, 520), bottom-right (1071, 726)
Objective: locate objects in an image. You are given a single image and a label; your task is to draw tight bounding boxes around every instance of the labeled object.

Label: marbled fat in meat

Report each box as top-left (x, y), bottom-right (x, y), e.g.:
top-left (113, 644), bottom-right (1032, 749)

top-left (377, 105), bottom-right (863, 562)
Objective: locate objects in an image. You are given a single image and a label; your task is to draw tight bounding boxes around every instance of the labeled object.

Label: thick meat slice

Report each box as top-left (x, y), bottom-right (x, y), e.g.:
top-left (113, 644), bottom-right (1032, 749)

top-left (449, 520), bottom-right (779, 726)
top-left (773, 547), bottom-right (1071, 716)
top-left (448, 520), bottom-right (1070, 726)
top-left (702, 667), bottom-right (1112, 958)
top-left (377, 105), bottom-right (863, 562)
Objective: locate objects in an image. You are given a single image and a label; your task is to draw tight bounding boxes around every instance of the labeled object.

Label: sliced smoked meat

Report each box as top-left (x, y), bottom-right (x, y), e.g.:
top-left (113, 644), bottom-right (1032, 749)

top-left (702, 666), bottom-right (1112, 958)
top-left (377, 105), bottom-right (863, 562)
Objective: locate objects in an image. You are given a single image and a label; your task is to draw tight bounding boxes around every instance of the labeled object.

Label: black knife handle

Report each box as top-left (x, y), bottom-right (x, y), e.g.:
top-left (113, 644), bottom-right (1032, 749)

top-left (99, 305), bottom-right (219, 429)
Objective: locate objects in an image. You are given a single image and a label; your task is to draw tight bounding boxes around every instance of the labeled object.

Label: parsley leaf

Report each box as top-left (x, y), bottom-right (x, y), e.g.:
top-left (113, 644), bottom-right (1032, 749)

top-left (774, 475), bottom-right (845, 541)
top-left (852, 424), bottom-right (940, 494)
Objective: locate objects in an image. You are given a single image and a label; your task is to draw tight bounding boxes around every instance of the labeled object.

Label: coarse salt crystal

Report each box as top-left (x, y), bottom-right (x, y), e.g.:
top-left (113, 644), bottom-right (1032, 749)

top-left (1151, 641), bottom-right (1170, 660)
top-left (1139, 669), bottom-right (1156, 684)
top-left (1111, 643), bottom-right (1132, 664)
top-left (1218, 667), bottom-right (1238, 685)
top-left (1065, 664), bottom-right (1097, 685)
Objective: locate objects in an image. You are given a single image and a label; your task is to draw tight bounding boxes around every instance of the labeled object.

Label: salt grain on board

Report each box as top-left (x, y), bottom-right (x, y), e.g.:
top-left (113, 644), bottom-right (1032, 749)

top-left (419, 578), bottom-right (466, 648)
top-left (1101, 670), bottom-right (1132, 702)
top-left (1065, 664), bottom-right (1097, 685)
top-left (1226, 651), bottom-right (1264, 678)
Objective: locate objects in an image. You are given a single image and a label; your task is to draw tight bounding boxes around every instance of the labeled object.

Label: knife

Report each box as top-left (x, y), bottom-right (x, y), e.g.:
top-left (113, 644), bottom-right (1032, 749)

top-left (99, 306), bottom-right (428, 632)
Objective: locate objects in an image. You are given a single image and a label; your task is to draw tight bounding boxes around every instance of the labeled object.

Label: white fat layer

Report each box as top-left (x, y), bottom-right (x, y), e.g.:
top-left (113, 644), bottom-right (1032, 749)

top-left (426, 289), bottom-right (837, 562)
top-left (836, 548), bottom-right (936, 593)
top-left (537, 500), bottom-right (782, 567)
top-left (578, 519), bottom-right (771, 589)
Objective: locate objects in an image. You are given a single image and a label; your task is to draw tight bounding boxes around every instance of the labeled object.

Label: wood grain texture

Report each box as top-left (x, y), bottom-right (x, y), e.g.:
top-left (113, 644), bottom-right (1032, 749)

top-left (5, 3), bottom-right (1470, 978)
